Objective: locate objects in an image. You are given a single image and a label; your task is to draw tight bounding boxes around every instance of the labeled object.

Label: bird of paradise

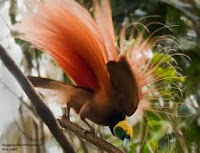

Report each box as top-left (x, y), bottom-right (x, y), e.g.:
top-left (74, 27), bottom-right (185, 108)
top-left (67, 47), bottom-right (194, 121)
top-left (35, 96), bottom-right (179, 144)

top-left (13, 0), bottom-right (184, 144)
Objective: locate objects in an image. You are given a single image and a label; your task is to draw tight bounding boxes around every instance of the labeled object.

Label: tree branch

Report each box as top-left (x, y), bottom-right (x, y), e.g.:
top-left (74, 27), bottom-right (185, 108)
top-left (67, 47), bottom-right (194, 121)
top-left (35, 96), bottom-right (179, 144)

top-left (0, 45), bottom-right (75, 153)
top-left (57, 118), bottom-right (124, 153)
top-left (0, 44), bottom-right (124, 153)
top-left (161, 0), bottom-right (200, 38)
top-left (161, 0), bottom-right (200, 25)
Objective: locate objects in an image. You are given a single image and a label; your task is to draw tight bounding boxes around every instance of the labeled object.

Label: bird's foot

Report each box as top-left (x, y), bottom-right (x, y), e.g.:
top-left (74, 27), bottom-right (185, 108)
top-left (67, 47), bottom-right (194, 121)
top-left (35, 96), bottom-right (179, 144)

top-left (61, 106), bottom-right (71, 120)
top-left (83, 129), bottom-right (95, 135)
top-left (82, 119), bottom-right (95, 135)
top-left (61, 114), bottom-right (70, 120)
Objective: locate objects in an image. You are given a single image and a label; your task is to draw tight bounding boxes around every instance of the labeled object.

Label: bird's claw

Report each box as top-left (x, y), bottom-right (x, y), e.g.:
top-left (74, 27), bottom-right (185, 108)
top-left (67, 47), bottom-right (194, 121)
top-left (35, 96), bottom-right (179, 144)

top-left (61, 114), bottom-right (70, 120)
top-left (83, 129), bottom-right (95, 135)
top-left (60, 106), bottom-right (70, 120)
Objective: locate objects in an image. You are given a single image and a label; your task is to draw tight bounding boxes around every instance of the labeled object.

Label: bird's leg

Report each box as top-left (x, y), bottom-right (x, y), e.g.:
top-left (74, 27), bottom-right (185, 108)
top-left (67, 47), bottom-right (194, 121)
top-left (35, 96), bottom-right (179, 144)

top-left (67, 106), bottom-right (70, 118)
top-left (62, 103), bottom-right (71, 120)
top-left (79, 101), bottom-right (95, 134)
top-left (82, 119), bottom-right (95, 134)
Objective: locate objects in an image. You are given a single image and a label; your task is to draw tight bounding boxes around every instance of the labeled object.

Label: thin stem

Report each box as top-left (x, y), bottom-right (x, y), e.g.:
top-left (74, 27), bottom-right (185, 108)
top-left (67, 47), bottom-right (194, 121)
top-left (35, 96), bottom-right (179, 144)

top-left (167, 115), bottom-right (189, 153)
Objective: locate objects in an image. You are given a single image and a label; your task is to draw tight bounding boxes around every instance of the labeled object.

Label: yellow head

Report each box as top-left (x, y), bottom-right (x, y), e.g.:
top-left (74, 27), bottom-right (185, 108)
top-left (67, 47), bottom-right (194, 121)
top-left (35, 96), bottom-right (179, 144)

top-left (113, 120), bottom-right (133, 144)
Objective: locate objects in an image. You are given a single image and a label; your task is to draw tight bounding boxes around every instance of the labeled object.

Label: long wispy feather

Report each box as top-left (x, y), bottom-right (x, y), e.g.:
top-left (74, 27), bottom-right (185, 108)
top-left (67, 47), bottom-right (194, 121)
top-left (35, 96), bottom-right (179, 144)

top-left (93, 0), bottom-right (118, 60)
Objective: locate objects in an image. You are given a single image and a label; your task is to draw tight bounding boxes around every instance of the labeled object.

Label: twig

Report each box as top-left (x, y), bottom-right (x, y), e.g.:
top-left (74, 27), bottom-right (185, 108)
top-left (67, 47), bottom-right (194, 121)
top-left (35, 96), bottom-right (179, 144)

top-left (161, 0), bottom-right (200, 40)
top-left (34, 49), bottom-right (41, 77)
top-left (34, 48), bottom-right (45, 153)
top-left (38, 121), bottom-right (46, 153)
top-left (136, 116), bottom-right (148, 153)
top-left (0, 79), bottom-right (40, 124)
top-left (167, 115), bottom-right (189, 153)
top-left (161, 0), bottom-right (199, 25)
top-left (19, 105), bottom-right (30, 153)
top-left (0, 45), bottom-right (75, 153)
top-left (0, 79), bottom-right (31, 109)
top-left (13, 116), bottom-right (36, 141)
top-left (137, 117), bottom-right (145, 153)
top-left (57, 118), bottom-right (124, 153)
top-left (78, 136), bottom-right (89, 153)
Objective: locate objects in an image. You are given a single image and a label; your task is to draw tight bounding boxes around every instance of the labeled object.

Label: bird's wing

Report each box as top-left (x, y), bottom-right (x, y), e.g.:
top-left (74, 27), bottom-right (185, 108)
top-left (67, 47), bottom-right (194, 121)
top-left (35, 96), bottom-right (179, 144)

top-left (27, 76), bottom-right (92, 105)
top-left (106, 55), bottom-right (139, 116)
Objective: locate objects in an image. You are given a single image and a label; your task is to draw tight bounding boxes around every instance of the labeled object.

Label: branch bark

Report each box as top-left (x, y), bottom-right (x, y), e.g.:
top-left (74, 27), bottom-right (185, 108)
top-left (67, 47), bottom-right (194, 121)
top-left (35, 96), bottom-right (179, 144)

top-left (0, 45), bottom-right (75, 153)
top-left (58, 118), bottom-right (124, 153)
top-left (0, 44), bottom-right (124, 153)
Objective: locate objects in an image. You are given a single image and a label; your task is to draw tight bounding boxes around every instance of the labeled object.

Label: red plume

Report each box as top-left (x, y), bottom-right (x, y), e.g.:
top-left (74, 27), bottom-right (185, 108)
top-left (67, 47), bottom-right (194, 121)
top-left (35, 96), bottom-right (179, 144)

top-left (13, 0), bottom-right (110, 91)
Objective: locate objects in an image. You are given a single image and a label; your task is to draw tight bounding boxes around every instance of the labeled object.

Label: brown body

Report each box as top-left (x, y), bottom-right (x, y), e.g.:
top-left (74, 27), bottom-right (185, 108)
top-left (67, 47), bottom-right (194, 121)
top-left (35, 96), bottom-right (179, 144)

top-left (28, 55), bottom-right (138, 127)
top-left (29, 76), bottom-right (125, 126)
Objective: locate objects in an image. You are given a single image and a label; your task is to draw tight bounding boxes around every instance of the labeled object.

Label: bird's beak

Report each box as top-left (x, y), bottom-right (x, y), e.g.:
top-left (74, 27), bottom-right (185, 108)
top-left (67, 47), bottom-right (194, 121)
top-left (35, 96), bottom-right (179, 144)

top-left (123, 138), bottom-right (129, 147)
